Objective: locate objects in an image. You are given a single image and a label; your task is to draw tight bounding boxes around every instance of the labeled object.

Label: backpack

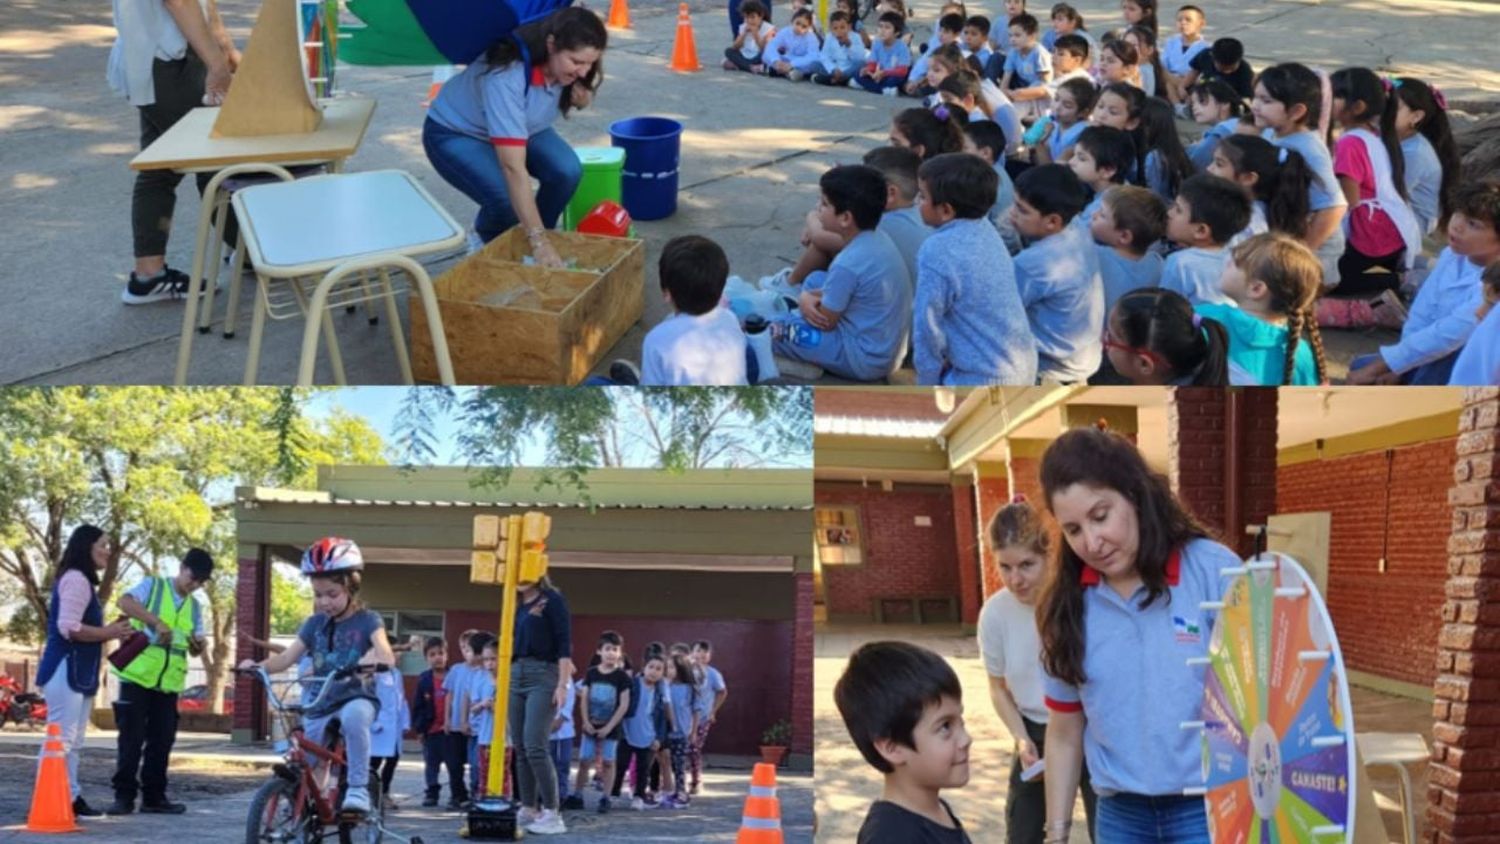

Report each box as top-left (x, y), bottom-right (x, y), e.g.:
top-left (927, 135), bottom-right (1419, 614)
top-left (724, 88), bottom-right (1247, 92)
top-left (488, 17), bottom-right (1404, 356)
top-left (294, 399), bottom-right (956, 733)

top-left (343, 0), bottom-right (577, 66)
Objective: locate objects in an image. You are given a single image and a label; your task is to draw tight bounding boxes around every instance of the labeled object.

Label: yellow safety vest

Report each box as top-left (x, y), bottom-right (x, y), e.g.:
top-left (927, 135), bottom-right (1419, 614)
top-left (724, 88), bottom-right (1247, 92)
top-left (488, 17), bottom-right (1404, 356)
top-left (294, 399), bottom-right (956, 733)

top-left (114, 577), bottom-right (194, 693)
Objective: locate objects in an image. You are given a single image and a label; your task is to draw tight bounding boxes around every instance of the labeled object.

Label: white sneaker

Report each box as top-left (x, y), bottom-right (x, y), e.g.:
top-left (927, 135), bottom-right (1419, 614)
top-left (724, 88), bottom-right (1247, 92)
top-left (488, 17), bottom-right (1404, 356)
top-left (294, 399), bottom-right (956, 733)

top-left (525, 809), bottom-right (567, 835)
top-left (341, 786), bottom-right (371, 815)
top-left (465, 229), bottom-right (484, 256)
top-left (517, 806), bottom-right (540, 826)
top-left (631, 797), bottom-right (646, 811)
top-left (881, 86), bottom-right (898, 97)
top-left (787, 69), bottom-right (804, 82)
top-left (757, 267), bottom-right (796, 295)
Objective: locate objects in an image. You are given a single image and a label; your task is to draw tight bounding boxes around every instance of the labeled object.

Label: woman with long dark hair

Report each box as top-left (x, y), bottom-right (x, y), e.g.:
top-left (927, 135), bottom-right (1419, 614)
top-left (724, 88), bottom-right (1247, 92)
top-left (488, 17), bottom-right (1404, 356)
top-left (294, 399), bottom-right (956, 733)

top-left (509, 574), bottom-right (574, 835)
top-left (35, 525), bottom-right (135, 819)
top-left (423, 7), bottom-right (608, 266)
top-left (1035, 428), bottom-right (1241, 843)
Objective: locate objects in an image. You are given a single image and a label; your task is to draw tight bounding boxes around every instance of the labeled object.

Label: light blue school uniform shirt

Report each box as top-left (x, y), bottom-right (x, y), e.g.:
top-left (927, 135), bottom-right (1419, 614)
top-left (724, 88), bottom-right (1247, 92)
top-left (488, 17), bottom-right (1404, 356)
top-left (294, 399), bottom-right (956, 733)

top-left (1144, 149), bottom-right (1176, 200)
top-left (428, 59), bottom-right (563, 146)
top-left (1228, 201), bottom-right (1269, 249)
top-left (775, 229), bottom-right (912, 381)
top-left (1401, 133), bottom-right (1443, 237)
top-left (469, 670), bottom-right (497, 745)
top-left (914, 217), bottom-right (1038, 385)
top-left (1072, 191), bottom-right (1107, 234)
top-left (818, 32), bottom-right (866, 75)
top-left (1381, 246), bottom-right (1485, 375)
top-left (988, 161), bottom-right (1022, 253)
top-left (868, 37), bottom-right (913, 73)
top-left (1187, 117), bottom-right (1240, 172)
top-left (622, 677), bottom-right (663, 748)
top-left (764, 28), bottom-right (823, 72)
top-left (1195, 302), bottom-right (1319, 385)
top-left (1095, 246), bottom-right (1164, 315)
top-left (1161, 246), bottom-right (1230, 306)
top-left (1449, 303), bottom-right (1500, 386)
top-left (878, 205), bottom-right (932, 292)
top-left (550, 679), bottom-right (576, 741)
top-left (1048, 120), bottom-right (1087, 163)
top-left (1003, 45), bottom-right (1052, 87)
top-left (1161, 34), bottom-right (1209, 76)
top-left (1014, 222), bottom-right (1104, 382)
top-left (641, 307), bottom-right (748, 386)
top-left (1266, 129), bottom-right (1347, 281)
top-left (695, 666), bottom-right (726, 721)
top-left (442, 662), bottom-right (473, 728)
top-left (667, 681), bottom-right (696, 739)
top-left (1042, 538), bottom-right (1243, 796)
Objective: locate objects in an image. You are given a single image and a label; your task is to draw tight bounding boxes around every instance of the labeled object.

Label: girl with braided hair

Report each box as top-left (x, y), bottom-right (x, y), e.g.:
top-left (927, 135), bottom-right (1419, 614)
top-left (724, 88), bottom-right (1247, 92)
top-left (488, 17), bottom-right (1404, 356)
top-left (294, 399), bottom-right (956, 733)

top-left (1197, 232), bottom-right (1327, 385)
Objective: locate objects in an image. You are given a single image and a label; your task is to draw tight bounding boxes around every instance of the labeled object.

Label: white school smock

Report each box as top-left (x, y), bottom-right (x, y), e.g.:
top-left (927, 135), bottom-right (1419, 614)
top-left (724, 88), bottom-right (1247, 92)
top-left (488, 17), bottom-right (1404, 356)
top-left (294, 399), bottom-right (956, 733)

top-left (1449, 304), bottom-right (1500, 386)
top-left (107, 0), bottom-right (210, 106)
top-left (1379, 246), bottom-right (1484, 375)
top-left (1341, 128), bottom-right (1423, 270)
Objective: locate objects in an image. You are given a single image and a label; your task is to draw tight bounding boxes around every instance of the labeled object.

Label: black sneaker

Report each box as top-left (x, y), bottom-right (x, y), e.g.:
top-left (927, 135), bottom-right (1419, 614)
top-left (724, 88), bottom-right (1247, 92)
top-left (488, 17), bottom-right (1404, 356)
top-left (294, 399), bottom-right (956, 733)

top-left (422, 794), bottom-right (439, 808)
top-left (104, 798), bottom-right (134, 815)
top-left (72, 797), bottom-right (101, 818)
top-left (607, 360), bottom-right (641, 385)
top-left (597, 795), bottom-right (611, 814)
top-left (121, 267), bottom-right (199, 305)
top-left (561, 794), bottom-right (584, 811)
top-left (140, 800), bottom-right (187, 814)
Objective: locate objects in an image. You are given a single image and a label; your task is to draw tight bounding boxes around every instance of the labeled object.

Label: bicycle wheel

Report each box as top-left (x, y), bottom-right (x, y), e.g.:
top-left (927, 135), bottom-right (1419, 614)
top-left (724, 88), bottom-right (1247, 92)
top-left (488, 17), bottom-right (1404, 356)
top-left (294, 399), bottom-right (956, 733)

top-left (337, 786), bottom-right (383, 844)
top-left (245, 777), bottom-right (307, 844)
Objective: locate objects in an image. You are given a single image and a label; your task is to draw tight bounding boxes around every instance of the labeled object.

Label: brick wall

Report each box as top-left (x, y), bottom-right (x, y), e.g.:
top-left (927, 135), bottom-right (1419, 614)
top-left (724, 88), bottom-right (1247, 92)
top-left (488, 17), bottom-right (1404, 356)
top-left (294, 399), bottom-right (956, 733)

top-left (1277, 438), bottom-right (1454, 688)
top-left (1428, 388), bottom-right (1500, 842)
top-left (817, 482), bottom-right (961, 621)
top-left (1170, 388), bottom-right (1278, 556)
top-left (977, 475), bottom-right (1011, 599)
top-left (232, 553), bottom-right (268, 736)
top-left (792, 571), bottom-right (814, 755)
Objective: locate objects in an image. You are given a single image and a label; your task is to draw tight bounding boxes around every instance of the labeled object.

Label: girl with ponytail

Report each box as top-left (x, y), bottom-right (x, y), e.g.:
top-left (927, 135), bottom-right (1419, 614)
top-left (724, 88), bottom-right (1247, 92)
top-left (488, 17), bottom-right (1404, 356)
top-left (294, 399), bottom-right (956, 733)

top-left (1393, 76), bottom-right (1460, 236)
top-left (1209, 134), bottom-right (1313, 243)
top-left (1198, 232), bottom-right (1328, 385)
top-left (1102, 287), bottom-right (1229, 385)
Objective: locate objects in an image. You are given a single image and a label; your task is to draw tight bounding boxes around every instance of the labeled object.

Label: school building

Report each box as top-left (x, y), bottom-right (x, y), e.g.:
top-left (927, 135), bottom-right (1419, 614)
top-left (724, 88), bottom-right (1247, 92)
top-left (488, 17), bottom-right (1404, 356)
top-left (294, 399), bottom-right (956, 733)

top-left (232, 466), bottom-right (814, 768)
top-left (814, 386), bottom-right (1500, 841)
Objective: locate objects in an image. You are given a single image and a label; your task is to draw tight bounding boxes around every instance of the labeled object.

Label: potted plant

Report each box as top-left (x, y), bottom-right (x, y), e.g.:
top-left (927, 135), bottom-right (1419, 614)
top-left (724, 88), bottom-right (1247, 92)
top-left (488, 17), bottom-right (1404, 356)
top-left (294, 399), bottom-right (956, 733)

top-left (759, 718), bottom-right (792, 767)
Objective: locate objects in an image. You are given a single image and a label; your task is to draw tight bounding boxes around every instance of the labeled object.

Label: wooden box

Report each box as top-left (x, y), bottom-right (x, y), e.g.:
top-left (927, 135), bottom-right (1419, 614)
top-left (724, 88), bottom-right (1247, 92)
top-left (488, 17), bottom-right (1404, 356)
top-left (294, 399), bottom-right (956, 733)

top-left (411, 228), bottom-right (644, 384)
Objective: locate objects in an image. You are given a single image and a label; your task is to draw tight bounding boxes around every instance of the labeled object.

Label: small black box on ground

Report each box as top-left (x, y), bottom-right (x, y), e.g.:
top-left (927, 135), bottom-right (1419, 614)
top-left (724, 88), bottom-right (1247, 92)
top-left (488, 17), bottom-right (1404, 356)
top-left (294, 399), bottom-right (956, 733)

top-left (466, 798), bottom-right (519, 840)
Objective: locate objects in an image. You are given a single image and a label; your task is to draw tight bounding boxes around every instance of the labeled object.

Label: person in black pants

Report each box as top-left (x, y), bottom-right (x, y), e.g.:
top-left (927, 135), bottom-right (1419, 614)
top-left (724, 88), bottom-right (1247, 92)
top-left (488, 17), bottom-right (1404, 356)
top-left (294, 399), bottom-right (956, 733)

top-left (411, 636), bottom-right (463, 807)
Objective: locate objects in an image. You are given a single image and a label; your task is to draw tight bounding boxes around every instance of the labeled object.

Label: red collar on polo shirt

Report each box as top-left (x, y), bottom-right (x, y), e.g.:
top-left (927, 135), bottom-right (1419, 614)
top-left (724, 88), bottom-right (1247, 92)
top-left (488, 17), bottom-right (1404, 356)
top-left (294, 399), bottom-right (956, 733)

top-left (1079, 547), bottom-right (1182, 587)
top-left (531, 66), bottom-right (548, 87)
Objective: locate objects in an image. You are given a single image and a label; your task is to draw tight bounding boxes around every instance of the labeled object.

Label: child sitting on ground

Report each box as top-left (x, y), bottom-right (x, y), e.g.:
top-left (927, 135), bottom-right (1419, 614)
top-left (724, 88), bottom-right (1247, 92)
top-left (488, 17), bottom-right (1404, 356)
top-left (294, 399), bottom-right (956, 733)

top-left (856, 12), bottom-right (913, 94)
top-left (1196, 232), bottom-right (1325, 385)
top-left (1091, 185), bottom-right (1166, 313)
top-left (863, 146), bottom-right (933, 289)
top-left (1046, 33), bottom-right (1092, 92)
top-left (1393, 76), bottom-right (1459, 238)
top-left (1068, 125), bottom-right (1137, 231)
top-left (1163, 5), bottom-right (1210, 103)
top-left (962, 16), bottom-right (994, 66)
top-left (961, 120), bottom-right (1021, 252)
top-left (813, 11), bottom-right (867, 86)
top-left (991, 13), bottom-right (1053, 119)
top-left (723, 0), bottom-right (776, 74)
top-left (773, 165), bottom-right (912, 382)
top-left (1449, 262), bottom-right (1500, 385)
top-left (835, 641), bottom-right (974, 843)
top-left (907, 13), bottom-right (966, 95)
top-left (1140, 96), bottom-right (1196, 201)
top-left (1185, 80), bottom-right (1245, 171)
top-left (1347, 181), bottom-right (1500, 385)
top-left (1183, 37), bottom-right (1252, 100)
top-left (1011, 164), bottom-right (1104, 383)
top-left (1161, 174), bottom-right (1252, 305)
top-left (912, 153), bottom-right (1038, 385)
top-left (1032, 76), bottom-right (1094, 165)
top-left (636, 236), bottom-right (748, 386)
top-left (764, 8), bottom-right (823, 80)
top-left (1104, 288), bottom-right (1230, 385)
top-left (1207, 134), bottom-right (1312, 246)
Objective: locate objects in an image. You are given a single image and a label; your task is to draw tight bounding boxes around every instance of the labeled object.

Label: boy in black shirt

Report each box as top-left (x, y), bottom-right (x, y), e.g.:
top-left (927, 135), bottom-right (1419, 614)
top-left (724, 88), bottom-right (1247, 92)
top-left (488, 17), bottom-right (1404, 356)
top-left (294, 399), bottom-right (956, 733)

top-left (1185, 38), bottom-right (1253, 100)
top-left (834, 641), bottom-right (974, 843)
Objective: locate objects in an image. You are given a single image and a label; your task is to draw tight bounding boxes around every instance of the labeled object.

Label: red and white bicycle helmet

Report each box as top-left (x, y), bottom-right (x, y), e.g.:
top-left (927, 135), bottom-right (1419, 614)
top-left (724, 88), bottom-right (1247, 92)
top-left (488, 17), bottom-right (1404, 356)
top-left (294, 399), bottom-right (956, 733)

top-left (300, 537), bottom-right (364, 576)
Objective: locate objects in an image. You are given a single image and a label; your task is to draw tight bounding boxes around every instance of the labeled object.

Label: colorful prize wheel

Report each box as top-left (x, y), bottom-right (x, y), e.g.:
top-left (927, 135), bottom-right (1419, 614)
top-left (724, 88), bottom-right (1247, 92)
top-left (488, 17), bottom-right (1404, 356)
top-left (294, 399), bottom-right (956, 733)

top-left (1196, 552), bottom-right (1356, 843)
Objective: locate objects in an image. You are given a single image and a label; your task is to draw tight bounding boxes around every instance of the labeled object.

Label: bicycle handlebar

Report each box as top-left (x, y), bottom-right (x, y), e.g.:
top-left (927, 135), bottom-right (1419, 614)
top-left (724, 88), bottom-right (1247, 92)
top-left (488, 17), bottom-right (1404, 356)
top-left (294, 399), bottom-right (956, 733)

top-left (234, 663), bottom-right (391, 713)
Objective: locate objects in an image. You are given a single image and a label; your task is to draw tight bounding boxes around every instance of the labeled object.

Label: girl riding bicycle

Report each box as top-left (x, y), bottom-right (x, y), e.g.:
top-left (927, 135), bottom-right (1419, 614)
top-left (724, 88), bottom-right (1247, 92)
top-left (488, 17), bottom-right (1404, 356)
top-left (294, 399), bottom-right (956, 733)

top-left (239, 537), bottom-right (394, 816)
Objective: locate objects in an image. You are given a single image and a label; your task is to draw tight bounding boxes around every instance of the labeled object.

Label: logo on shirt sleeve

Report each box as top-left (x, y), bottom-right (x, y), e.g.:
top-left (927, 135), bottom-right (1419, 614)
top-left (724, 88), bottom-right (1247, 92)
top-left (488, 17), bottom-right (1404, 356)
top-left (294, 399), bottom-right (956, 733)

top-left (1173, 614), bottom-right (1203, 645)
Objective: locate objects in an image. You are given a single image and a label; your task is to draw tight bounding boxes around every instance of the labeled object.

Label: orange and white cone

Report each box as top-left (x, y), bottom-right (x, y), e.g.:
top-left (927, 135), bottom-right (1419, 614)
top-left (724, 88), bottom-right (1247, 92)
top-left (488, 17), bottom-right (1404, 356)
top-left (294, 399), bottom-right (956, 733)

top-left (736, 763), bottom-right (783, 844)
top-left (607, 0), bottom-right (631, 30)
top-left (668, 3), bottom-right (701, 72)
top-left (28, 722), bottom-right (81, 833)
top-left (424, 65), bottom-right (456, 107)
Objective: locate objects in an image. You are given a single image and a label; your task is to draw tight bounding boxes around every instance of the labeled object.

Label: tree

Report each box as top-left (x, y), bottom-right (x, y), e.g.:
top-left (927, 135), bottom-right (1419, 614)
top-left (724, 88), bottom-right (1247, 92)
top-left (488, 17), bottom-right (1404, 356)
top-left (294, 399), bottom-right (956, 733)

top-left (0, 388), bottom-right (385, 713)
top-left (393, 387), bottom-right (813, 491)
top-left (269, 566), bottom-right (313, 636)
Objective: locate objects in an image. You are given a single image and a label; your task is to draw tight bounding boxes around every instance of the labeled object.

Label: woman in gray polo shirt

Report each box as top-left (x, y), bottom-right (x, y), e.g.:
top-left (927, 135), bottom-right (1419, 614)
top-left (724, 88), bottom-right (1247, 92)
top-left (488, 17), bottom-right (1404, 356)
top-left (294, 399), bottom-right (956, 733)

top-left (1034, 427), bottom-right (1240, 844)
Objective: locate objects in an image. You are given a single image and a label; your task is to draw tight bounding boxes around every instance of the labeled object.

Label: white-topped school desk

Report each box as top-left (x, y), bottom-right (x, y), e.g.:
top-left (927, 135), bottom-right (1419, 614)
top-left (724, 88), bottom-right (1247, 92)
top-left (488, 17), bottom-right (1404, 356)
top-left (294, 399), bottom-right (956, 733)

top-left (1357, 732), bottom-right (1429, 844)
top-left (229, 169), bottom-right (463, 385)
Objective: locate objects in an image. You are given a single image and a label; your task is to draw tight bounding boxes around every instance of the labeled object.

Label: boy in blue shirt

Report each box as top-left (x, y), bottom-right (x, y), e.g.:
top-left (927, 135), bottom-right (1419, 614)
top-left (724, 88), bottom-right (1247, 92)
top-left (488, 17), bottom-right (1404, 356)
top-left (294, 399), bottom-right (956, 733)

top-left (569, 632), bottom-right (632, 813)
top-left (811, 11), bottom-right (866, 85)
top-left (855, 12), bottom-right (912, 94)
top-left (1069, 126), bottom-right (1137, 234)
top-left (1011, 164), bottom-right (1105, 383)
top-left (773, 165), bottom-right (912, 381)
top-left (835, 641), bottom-right (974, 843)
top-left (862, 146), bottom-right (932, 291)
top-left (913, 153), bottom-right (1037, 385)
top-left (961, 16), bottom-right (994, 66)
top-left (960, 121), bottom-right (1021, 253)
top-left (1161, 174), bottom-right (1251, 306)
top-left (990, 13), bottom-right (1052, 119)
top-left (441, 630), bottom-right (478, 809)
top-left (1090, 185), bottom-right (1167, 314)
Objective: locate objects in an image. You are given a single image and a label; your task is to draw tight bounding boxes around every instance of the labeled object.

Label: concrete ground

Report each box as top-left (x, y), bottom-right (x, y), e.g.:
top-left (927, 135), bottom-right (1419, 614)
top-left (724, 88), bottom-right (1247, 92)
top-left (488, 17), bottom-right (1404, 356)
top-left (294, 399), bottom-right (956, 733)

top-left (0, 728), bottom-right (812, 843)
top-left (814, 623), bottom-right (1433, 844)
top-left (2, 0), bottom-right (1496, 385)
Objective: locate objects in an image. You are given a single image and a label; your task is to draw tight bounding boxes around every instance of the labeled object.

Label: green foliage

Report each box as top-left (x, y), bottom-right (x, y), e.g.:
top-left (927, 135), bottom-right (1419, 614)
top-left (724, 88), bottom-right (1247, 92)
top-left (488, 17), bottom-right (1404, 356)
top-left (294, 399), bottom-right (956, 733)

top-left (760, 718), bottom-right (792, 746)
top-left (269, 566), bottom-right (313, 635)
top-left (4, 604), bottom-right (42, 646)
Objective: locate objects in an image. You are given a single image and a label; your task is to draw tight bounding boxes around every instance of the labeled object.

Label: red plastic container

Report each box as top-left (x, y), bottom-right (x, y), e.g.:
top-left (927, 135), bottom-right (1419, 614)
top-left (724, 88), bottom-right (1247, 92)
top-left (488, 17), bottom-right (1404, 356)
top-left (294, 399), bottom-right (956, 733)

top-left (576, 200), bottom-right (632, 238)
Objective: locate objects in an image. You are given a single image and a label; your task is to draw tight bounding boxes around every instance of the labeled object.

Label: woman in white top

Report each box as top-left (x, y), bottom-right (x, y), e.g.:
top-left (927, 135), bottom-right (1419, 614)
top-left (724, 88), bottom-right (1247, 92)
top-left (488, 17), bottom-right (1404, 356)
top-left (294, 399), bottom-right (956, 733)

top-left (978, 496), bottom-right (1097, 843)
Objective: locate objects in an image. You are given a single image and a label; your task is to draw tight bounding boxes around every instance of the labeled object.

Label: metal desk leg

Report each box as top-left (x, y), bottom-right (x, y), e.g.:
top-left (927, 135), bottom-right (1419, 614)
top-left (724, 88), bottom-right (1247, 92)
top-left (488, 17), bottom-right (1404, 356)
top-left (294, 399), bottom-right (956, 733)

top-left (300, 255), bottom-right (454, 385)
top-left (223, 244), bottom-right (249, 338)
top-left (243, 275), bottom-right (270, 385)
top-left (377, 267), bottom-right (414, 384)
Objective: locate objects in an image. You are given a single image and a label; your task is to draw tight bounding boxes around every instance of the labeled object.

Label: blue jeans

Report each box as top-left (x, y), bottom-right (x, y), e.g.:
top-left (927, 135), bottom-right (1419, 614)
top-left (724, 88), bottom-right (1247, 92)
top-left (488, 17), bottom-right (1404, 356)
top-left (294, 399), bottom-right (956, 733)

top-left (422, 118), bottom-right (581, 243)
top-left (1095, 794), bottom-right (1209, 844)
top-left (550, 738), bottom-right (572, 801)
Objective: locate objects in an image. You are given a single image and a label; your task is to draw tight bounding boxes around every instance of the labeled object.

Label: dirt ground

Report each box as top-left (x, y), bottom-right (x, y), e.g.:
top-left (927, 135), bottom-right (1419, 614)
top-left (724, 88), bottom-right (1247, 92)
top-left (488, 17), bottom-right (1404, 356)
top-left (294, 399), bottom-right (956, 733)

top-left (0, 745), bottom-right (268, 821)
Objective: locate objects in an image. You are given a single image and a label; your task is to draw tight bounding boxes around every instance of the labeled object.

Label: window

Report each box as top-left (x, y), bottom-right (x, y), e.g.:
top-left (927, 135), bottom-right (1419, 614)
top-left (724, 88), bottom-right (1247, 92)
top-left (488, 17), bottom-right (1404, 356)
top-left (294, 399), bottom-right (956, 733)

top-left (815, 506), bottom-right (863, 565)
top-left (377, 610), bottom-right (445, 642)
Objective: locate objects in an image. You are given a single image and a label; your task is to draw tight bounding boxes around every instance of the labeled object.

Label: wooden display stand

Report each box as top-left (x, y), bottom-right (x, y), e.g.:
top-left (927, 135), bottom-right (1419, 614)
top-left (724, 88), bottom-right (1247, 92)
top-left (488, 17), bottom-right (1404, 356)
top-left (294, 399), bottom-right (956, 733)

top-left (212, 0), bottom-right (322, 137)
top-left (410, 229), bottom-right (645, 384)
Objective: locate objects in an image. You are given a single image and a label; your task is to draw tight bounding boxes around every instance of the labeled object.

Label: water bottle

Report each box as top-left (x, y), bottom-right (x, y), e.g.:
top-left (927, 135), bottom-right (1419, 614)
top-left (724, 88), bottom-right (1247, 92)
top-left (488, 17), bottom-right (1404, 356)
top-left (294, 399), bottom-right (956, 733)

top-left (787, 323), bottom-right (823, 348)
top-left (1023, 115), bottom-right (1052, 148)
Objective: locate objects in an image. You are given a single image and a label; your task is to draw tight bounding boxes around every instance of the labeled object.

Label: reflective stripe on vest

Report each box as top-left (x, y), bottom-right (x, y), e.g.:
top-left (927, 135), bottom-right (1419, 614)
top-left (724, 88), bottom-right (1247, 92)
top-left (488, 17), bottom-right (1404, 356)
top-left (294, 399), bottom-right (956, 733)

top-left (114, 577), bottom-right (193, 693)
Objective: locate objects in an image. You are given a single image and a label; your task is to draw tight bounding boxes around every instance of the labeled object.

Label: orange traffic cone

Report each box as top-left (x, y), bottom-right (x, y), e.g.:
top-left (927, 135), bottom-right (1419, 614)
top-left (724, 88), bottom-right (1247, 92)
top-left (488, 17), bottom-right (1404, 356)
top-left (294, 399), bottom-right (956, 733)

top-left (669, 3), bottom-right (701, 72)
top-left (736, 763), bottom-right (783, 844)
top-left (423, 65), bottom-right (456, 108)
top-left (28, 722), bottom-right (81, 833)
top-left (607, 0), bottom-right (631, 30)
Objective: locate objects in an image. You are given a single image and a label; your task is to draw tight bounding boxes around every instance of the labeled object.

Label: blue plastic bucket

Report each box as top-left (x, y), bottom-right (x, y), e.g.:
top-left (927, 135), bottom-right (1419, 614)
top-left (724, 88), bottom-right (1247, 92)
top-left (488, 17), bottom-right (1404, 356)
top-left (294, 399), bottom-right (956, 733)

top-left (608, 116), bottom-right (683, 221)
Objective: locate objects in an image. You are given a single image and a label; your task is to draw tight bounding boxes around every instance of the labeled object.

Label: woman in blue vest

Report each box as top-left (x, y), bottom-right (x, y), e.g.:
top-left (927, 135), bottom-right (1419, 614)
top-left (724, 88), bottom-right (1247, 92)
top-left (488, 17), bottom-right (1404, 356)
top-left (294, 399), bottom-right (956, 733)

top-left (1036, 427), bottom-right (1241, 844)
top-left (36, 525), bottom-right (135, 819)
top-left (423, 6), bottom-right (607, 267)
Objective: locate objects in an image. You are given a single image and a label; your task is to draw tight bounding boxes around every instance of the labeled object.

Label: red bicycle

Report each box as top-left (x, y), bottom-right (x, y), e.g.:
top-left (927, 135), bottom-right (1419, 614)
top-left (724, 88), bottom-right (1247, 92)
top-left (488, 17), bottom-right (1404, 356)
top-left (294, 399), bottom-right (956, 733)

top-left (0, 675), bottom-right (46, 729)
top-left (237, 664), bottom-right (422, 844)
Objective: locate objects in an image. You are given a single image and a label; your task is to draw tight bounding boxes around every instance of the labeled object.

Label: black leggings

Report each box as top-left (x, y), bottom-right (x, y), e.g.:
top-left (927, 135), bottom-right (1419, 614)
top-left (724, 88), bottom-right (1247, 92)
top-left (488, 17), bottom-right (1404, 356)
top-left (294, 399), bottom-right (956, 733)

top-left (369, 754), bottom-right (399, 796)
top-left (1336, 243), bottom-right (1404, 296)
top-left (609, 743), bottom-right (656, 798)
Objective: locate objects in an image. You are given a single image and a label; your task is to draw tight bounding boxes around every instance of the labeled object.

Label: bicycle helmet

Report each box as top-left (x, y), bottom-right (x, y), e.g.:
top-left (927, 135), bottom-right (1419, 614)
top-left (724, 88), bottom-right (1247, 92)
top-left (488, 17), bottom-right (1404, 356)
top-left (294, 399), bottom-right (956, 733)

top-left (300, 537), bottom-right (363, 576)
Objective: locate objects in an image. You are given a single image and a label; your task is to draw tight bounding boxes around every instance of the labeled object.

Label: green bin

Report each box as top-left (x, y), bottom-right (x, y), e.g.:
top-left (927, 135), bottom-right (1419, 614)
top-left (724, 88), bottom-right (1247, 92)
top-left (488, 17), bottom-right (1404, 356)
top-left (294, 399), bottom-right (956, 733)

top-left (564, 146), bottom-right (626, 231)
